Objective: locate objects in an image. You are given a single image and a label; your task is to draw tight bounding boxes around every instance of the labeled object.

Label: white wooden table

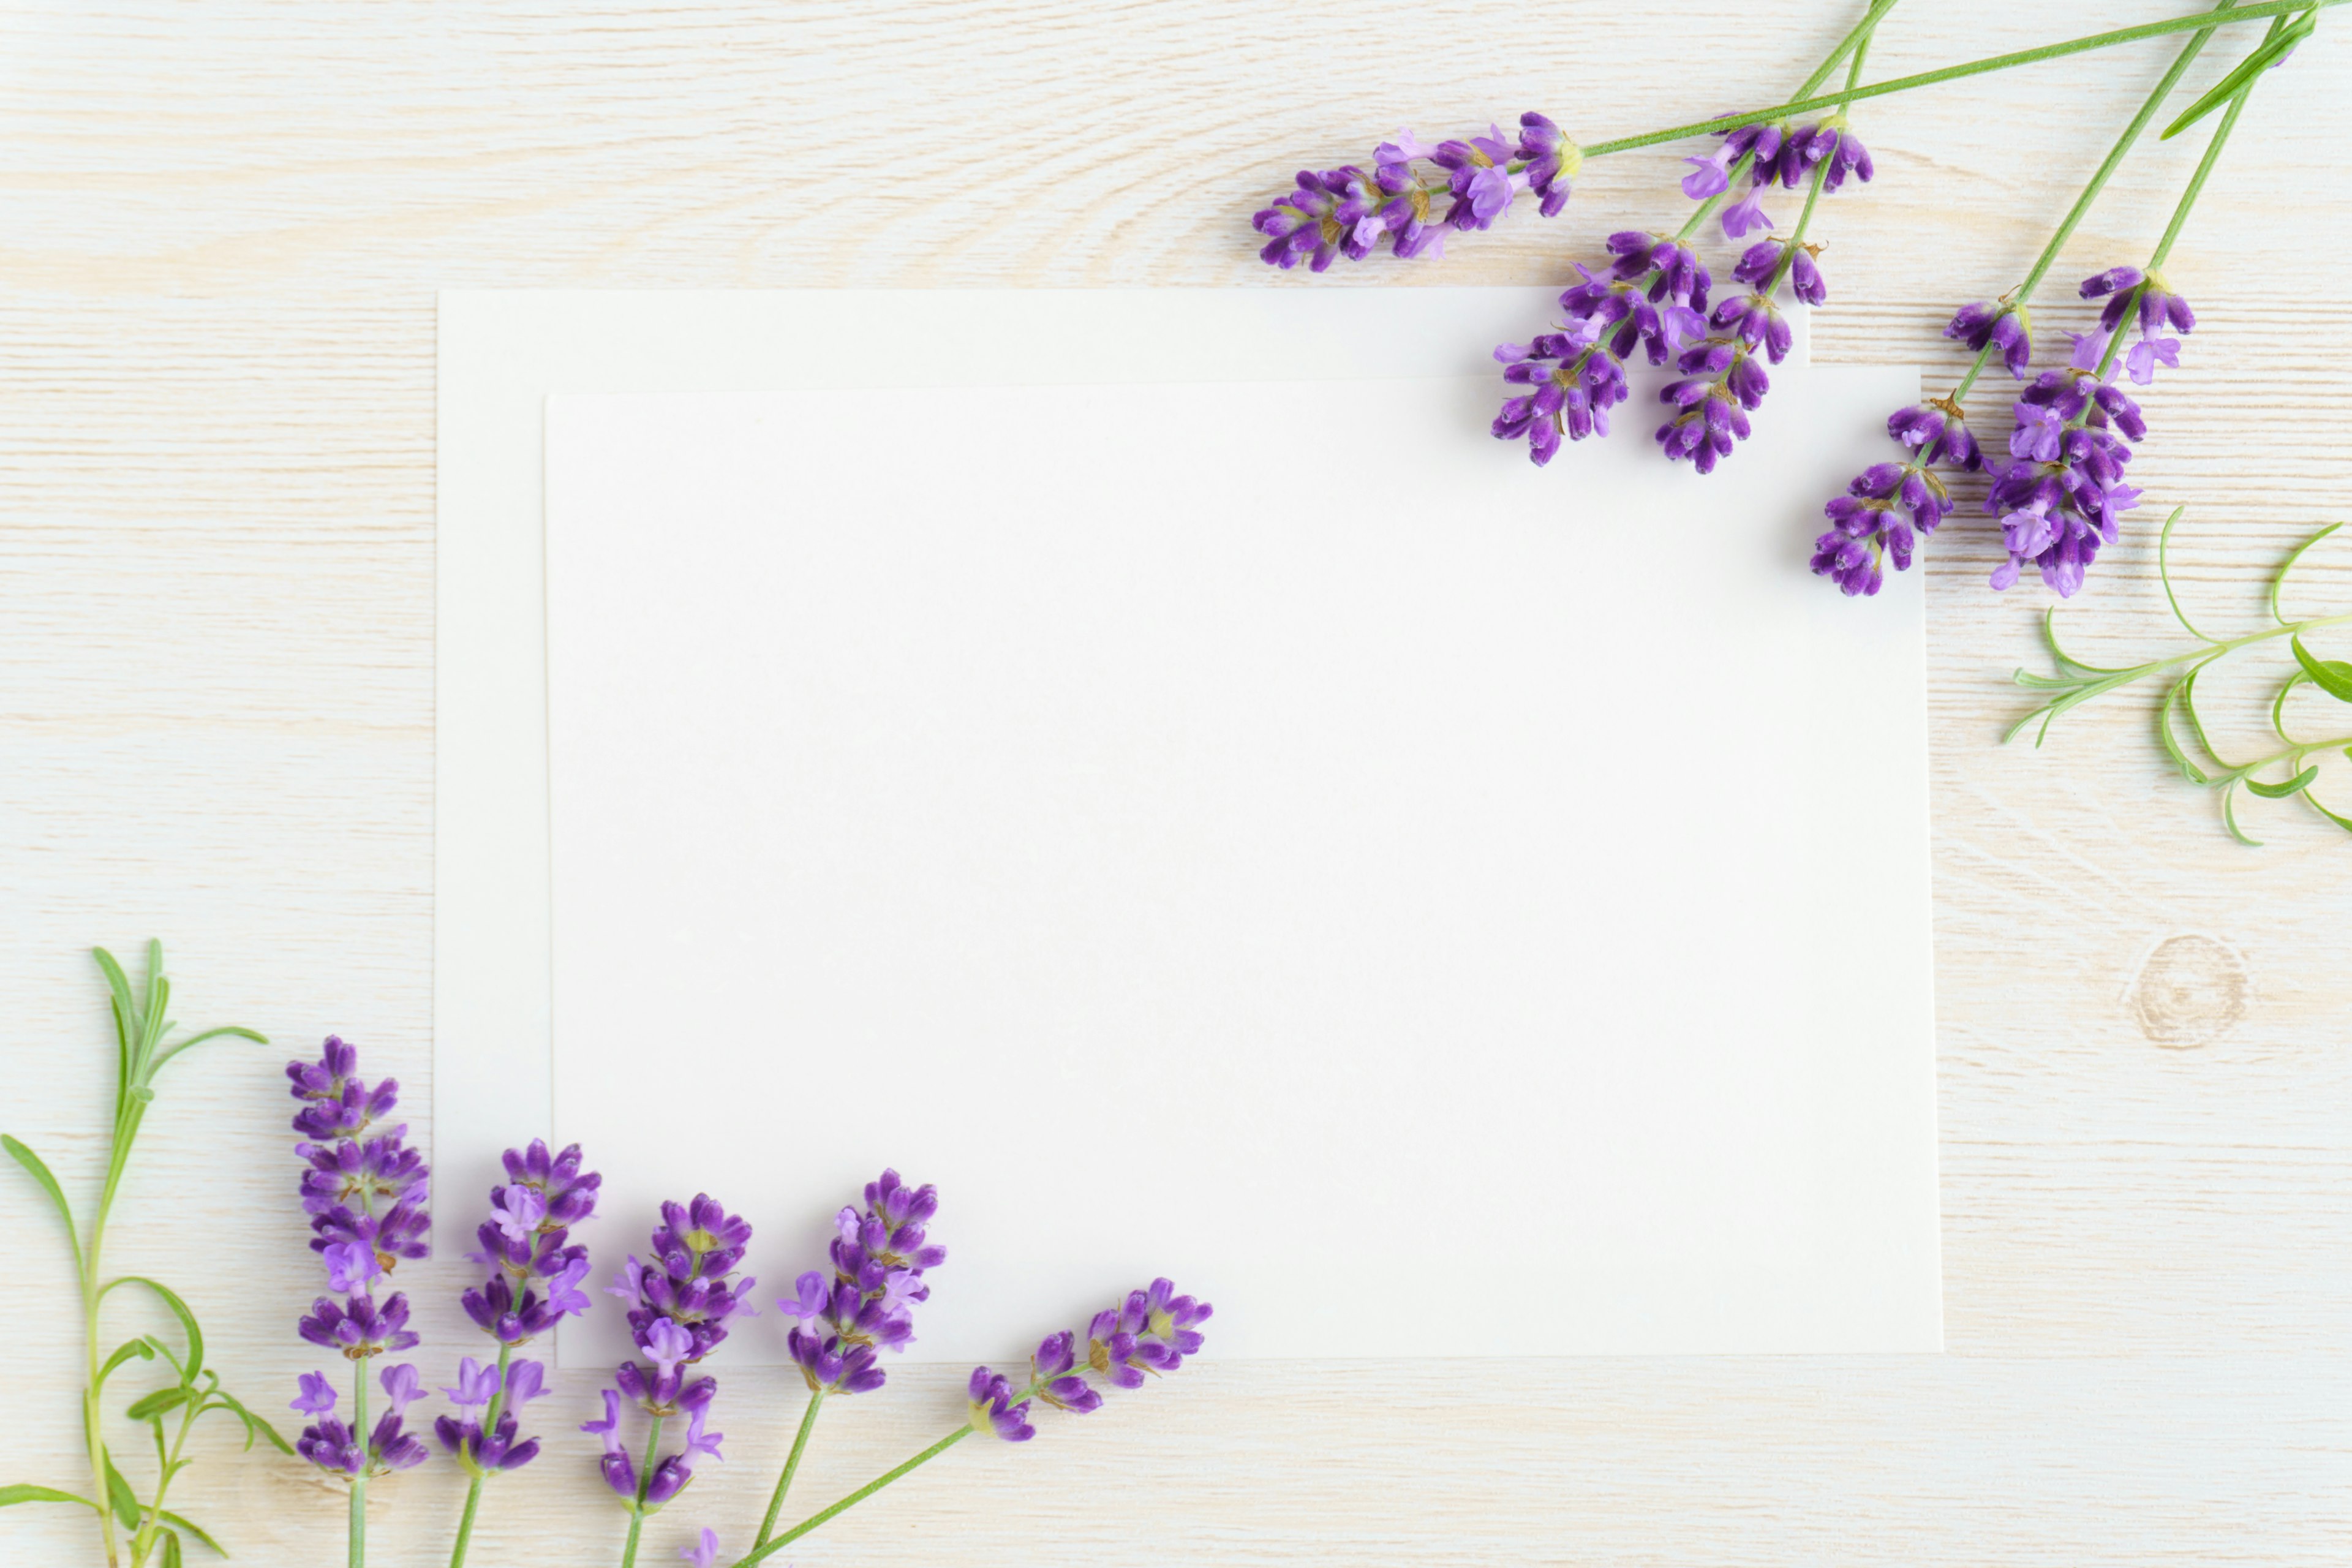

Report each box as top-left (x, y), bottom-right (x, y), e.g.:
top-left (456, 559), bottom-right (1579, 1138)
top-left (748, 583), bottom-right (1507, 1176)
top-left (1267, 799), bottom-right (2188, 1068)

top-left (4, 3), bottom-right (2350, 1563)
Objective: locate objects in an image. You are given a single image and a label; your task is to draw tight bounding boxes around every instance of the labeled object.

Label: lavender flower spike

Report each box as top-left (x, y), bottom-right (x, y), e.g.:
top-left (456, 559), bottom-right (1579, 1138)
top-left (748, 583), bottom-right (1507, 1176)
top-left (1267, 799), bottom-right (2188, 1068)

top-left (1983, 329), bottom-right (2145, 596)
top-left (958, 1277), bottom-right (1213, 1450)
top-left (966, 1369), bottom-right (1037, 1442)
top-left (596, 1193), bottom-right (753, 1530)
top-left (1946, 300), bottom-right (2033, 380)
top-left (2079, 265), bottom-right (2195, 386)
top-left (294, 1362), bottom-right (429, 1479)
top-left (1493, 233), bottom-right (1709, 466)
top-left (1253, 113), bottom-right (1576, 268)
top-left (786, 1168), bottom-right (947, 1397)
top-left (1812, 398), bottom-right (1983, 597)
top-left (461, 1138), bottom-right (602, 1345)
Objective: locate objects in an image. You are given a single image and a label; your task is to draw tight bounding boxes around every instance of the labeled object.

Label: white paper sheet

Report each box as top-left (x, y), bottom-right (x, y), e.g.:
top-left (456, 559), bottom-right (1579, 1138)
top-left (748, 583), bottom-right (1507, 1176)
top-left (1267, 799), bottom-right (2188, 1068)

top-left (435, 289), bottom-right (1937, 1364)
top-left (538, 370), bottom-right (1937, 1364)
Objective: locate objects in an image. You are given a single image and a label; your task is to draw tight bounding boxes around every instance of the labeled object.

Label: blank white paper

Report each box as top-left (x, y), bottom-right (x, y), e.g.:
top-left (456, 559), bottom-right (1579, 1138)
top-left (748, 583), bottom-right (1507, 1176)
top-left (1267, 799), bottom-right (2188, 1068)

top-left (539, 361), bottom-right (1939, 1366)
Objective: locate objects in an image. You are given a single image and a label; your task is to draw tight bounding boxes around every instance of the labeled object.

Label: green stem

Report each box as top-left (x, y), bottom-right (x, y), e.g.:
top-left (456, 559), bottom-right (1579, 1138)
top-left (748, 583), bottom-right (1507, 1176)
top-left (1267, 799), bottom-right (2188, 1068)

top-left (128, 1399), bottom-right (201, 1566)
top-left (732, 1428), bottom-right (972, 1568)
top-left (1675, 0), bottom-right (1896, 244)
top-left (1946, 0), bottom-right (2243, 404)
top-left (2149, 27), bottom-right (2275, 271)
top-left (349, 1364), bottom-right (368, 1568)
top-left (1580, 0), bottom-right (2334, 159)
top-left (618, 1415), bottom-right (665, 1568)
top-left (448, 1341), bottom-right (518, 1568)
top-left (755, 1390), bottom-right (824, 1547)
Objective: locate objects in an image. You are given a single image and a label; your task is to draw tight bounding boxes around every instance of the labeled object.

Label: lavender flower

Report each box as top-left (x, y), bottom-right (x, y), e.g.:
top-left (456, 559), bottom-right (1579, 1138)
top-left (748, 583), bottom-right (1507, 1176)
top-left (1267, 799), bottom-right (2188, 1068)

top-left (292, 1362), bottom-right (429, 1478)
top-left (1812, 399), bottom-right (1984, 596)
top-left (1946, 300), bottom-right (2033, 379)
top-left (1493, 232), bottom-right (1710, 466)
top-left (1736, 238), bottom-right (1824, 307)
top-left (1656, 247), bottom-right (1800, 474)
top-left (965, 1278), bottom-right (1215, 1446)
top-left (589, 1193), bottom-right (753, 1518)
top-left (298, 1290), bottom-right (419, 1358)
top-left (289, 1036), bottom-right (430, 1273)
top-left (680, 1529), bottom-right (722, 1568)
top-left (1431, 124), bottom-right (1525, 231)
top-left (1253, 114), bottom-right (1576, 268)
top-left (965, 1370), bottom-right (1036, 1443)
top-left (435, 1355), bottom-right (547, 1472)
top-left (461, 1139), bottom-right (602, 1344)
top-left (785, 1168), bottom-right (946, 1396)
top-left (2079, 265), bottom-right (2195, 385)
top-left (1983, 329), bottom-right (2144, 596)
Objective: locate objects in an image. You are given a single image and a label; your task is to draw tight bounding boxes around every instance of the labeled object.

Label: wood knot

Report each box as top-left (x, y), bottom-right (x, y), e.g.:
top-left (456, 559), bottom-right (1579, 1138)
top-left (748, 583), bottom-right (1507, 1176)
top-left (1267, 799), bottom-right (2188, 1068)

top-left (2130, 934), bottom-right (2248, 1049)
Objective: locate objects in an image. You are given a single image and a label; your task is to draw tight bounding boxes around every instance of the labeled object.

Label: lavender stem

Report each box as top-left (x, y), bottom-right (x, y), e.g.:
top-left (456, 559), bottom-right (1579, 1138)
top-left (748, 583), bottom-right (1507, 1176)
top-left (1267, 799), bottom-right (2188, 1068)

top-left (754, 1390), bottom-right (824, 1547)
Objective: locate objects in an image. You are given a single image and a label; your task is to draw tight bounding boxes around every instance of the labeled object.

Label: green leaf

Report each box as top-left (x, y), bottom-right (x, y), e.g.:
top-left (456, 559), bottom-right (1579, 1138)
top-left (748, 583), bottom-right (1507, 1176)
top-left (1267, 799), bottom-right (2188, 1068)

top-left (2157, 680), bottom-right (2211, 784)
top-left (100, 1277), bottom-right (203, 1384)
top-left (0, 1484), bottom-right (99, 1510)
top-left (161, 1528), bottom-right (185, 1568)
top-left (1, 1134), bottom-right (82, 1274)
top-left (202, 1390), bottom-right (294, 1456)
top-left (97, 1337), bottom-right (158, 1389)
top-left (2272, 522), bottom-right (2344, 624)
top-left (2220, 782), bottom-right (2264, 848)
top-left (2291, 636), bottom-right (2352, 703)
top-left (159, 1509), bottom-right (225, 1557)
top-left (103, 1452), bottom-right (141, 1532)
top-left (2041, 606), bottom-right (2133, 675)
top-left (125, 1387), bottom-right (191, 1422)
top-left (2245, 766), bottom-right (2318, 800)
top-left (2304, 791), bottom-right (2352, 835)
top-left (2161, 7), bottom-right (2315, 140)
top-left (2155, 506), bottom-right (2216, 644)
top-left (151, 1025), bottom-right (268, 1074)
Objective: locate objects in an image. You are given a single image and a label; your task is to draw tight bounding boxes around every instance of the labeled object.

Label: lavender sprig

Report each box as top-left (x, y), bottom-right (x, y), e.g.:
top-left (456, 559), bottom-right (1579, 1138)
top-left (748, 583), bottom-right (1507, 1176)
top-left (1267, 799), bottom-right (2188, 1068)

top-left (446, 1140), bottom-right (601, 1568)
top-left (286, 1035), bottom-right (430, 1567)
top-left (2011, 511), bottom-right (2352, 843)
top-left (726, 1278), bottom-right (1215, 1568)
top-left (754, 1170), bottom-right (947, 1551)
top-left (1, 944), bottom-right (281, 1568)
top-left (1814, 1), bottom-right (2258, 597)
top-left (590, 1194), bottom-right (753, 1568)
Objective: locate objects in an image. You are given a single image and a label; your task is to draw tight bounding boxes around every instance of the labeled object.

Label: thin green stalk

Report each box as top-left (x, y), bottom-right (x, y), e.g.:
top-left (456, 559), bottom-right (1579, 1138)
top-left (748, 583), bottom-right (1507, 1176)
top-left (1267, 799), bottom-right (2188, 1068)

top-left (2089, 14), bottom-right (2277, 386)
top-left (1943, 0), bottom-right (2243, 404)
top-left (349, 1365), bottom-right (368, 1568)
top-left (617, 1415), bottom-right (666, 1568)
top-left (731, 1428), bottom-right (974, 1568)
top-left (1580, 0), bottom-right (2336, 159)
top-left (2149, 28), bottom-right (2275, 271)
top-left (448, 1341), bottom-right (516, 1568)
top-left (129, 1396), bottom-right (202, 1566)
top-left (1675, 0), bottom-right (1895, 245)
top-left (754, 1390), bottom-right (825, 1547)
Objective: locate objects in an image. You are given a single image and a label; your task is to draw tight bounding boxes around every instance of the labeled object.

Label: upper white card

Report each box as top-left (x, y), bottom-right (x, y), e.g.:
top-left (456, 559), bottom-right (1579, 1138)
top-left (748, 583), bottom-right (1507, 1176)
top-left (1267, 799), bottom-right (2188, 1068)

top-left (533, 352), bottom-right (1938, 1364)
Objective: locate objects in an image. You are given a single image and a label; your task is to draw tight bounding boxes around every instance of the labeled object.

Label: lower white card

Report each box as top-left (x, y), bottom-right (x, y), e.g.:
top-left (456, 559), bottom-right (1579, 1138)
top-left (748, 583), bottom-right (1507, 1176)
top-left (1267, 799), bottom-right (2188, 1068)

top-left (538, 355), bottom-right (1939, 1364)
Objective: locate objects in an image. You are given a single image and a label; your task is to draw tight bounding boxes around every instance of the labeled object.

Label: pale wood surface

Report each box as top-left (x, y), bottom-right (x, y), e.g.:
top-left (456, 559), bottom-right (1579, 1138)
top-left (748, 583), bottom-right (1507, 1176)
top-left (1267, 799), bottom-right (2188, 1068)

top-left (5, 2), bottom-right (2352, 1563)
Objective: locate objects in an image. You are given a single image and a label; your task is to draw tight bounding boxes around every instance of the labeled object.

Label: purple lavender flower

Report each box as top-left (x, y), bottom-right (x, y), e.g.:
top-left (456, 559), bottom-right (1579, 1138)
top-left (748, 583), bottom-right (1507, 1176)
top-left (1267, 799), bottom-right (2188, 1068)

top-left (1431, 124), bottom-right (1525, 231)
top-left (1946, 300), bottom-right (2033, 379)
top-left (785, 1169), bottom-right (946, 1396)
top-left (461, 1139), bottom-right (602, 1345)
top-left (1735, 238), bottom-right (1824, 307)
top-left (289, 1036), bottom-right (430, 1278)
top-left (965, 1368), bottom-right (1036, 1443)
top-left (299, 1291), bottom-right (419, 1357)
top-left (962, 1278), bottom-right (1214, 1447)
top-left (592, 1193), bottom-right (753, 1519)
top-left (1254, 115), bottom-right (1575, 268)
top-left (1493, 232), bottom-right (1710, 466)
top-left (294, 1362), bottom-right (429, 1479)
top-left (435, 1355), bottom-right (547, 1472)
top-left (1983, 329), bottom-right (2144, 596)
top-left (680, 1529), bottom-right (722, 1568)
top-left (1515, 113), bottom-right (1578, 217)
top-left (1811, 399), bottom-right (1983, 597)
top-left (2079, 265), bottom-right (2195, 386)
top-left (1656, 251), bottom-right (1800, 473)
top-left (1821, 124), bottom-right (1874, 191)
top-left (1085, 1278), bottom-right (1213, 1389)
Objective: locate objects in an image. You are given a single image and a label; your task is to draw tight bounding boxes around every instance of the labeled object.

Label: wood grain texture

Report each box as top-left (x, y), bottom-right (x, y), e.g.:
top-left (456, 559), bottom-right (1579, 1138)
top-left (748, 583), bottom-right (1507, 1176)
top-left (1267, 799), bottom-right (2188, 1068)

top-left (4, 1), bottom-right (2351, 1562)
